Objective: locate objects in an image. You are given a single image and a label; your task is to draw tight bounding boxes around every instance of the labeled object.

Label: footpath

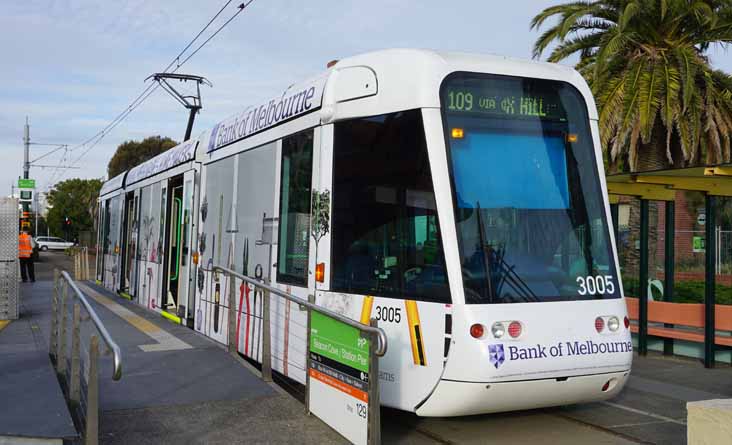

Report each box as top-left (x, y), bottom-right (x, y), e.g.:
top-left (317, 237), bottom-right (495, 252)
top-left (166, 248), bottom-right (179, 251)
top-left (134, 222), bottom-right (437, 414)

top-left (0, 253), bottom-right (342, 444)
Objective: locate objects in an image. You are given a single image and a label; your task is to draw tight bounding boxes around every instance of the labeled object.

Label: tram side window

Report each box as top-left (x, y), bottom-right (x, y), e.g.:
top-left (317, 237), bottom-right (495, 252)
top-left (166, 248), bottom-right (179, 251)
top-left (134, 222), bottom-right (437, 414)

top-left (331, 110), bottom-right (450, 303)
top-left (277, 130), bottom-right (314, 286)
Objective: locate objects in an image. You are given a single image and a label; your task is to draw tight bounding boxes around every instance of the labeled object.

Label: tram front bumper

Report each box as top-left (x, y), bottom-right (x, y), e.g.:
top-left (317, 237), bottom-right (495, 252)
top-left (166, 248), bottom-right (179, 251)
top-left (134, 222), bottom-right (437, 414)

top-left (415, 370), bottom-right (630, 417)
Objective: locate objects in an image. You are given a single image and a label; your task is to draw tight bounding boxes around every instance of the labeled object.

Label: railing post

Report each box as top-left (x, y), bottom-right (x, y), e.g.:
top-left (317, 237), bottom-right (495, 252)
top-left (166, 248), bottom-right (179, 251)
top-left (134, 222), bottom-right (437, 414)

top-left (58, 281), bottom-right (69, 377)
top-left (704, 194), bottom-right (716, 368)
top-left (368, 318), bottom-right (381, 445)
top-left (50, 269), bottom-right (59, 364)
top-left (86, 247), bottom-right (90, 280)
top-left (85, 335), bottom-right (100, 445)
top-left (639, 199), bottom-right (649, 356)
top-left (261, 285), bottom-right (272, 382)
top-left (305, 294), bottom-right (315, 415)
top-left (228, 271), bottom-right (237, 355)
top-left (69, 303), bottom-right (81, 405)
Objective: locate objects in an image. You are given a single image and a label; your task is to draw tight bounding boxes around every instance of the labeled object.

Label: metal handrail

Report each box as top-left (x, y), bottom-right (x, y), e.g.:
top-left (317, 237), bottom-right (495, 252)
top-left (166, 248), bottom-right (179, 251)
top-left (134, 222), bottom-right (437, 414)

top-left (60, 271), bottom-right (123, 380)
top-left (213, 265), bottom-right (388, 356)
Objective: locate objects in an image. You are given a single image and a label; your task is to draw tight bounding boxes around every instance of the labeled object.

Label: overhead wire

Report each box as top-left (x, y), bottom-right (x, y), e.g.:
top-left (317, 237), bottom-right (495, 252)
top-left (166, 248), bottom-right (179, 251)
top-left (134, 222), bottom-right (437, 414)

top-left (47, 0), bottom-right (254, 188)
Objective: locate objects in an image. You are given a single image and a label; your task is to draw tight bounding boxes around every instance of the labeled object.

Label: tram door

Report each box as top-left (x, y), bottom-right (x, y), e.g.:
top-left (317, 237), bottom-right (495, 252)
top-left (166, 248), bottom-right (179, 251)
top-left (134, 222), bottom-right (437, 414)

top-left (178, 170), bottom-right (196, 325)
top-left (121, 191), bottom-right (139, 296)
top-left (162, 175), bottom-right (185, 317)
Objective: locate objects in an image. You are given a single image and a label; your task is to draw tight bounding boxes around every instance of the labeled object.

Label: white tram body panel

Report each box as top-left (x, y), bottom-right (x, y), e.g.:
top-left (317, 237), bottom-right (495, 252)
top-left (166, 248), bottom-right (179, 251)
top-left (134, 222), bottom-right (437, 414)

top-left (97, 49), bottom-right (631, 416)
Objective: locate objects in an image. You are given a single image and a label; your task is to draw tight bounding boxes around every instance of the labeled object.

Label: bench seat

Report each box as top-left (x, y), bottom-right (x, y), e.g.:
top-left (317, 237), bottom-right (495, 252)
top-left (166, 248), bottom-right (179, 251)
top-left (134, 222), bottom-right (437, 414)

top-left (626, 297), bottom-right (732, 347)
top-left (629, 324), bottom-right (732, 346)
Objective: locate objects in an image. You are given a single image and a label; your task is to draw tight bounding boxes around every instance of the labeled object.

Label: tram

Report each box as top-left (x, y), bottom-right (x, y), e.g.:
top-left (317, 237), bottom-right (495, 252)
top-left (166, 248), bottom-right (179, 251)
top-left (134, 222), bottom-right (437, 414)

top-left (97, 49), bottom-right (632, 416)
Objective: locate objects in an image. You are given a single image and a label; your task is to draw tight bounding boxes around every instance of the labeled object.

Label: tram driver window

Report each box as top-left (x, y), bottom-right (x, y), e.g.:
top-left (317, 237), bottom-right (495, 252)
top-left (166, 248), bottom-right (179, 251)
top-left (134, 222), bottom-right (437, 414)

top-left (330, 110), bottom-right (450, 303)
top-left (277, 130), bottom-right (314, 286)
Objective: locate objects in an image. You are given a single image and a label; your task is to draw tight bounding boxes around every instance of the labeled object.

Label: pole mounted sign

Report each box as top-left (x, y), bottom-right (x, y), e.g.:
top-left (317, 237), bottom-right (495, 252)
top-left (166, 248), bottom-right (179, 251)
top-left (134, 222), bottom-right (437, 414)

top-left (309, 311), bottom-right (372, 445)
top-left (17, 179), bottom-right (35, 189)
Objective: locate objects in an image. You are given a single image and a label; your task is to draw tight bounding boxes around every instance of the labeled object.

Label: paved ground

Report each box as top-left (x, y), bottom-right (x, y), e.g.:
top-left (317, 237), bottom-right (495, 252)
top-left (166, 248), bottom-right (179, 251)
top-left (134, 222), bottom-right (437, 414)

top-left (3, 251), bottom-right (731, 444)
top-left (3, 252), bottom-right (343, 444)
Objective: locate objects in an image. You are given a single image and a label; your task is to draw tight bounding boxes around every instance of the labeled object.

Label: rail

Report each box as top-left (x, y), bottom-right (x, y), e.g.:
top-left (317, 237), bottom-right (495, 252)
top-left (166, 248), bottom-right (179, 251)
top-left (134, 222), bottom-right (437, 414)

top-left (214, 264), bottom-right (386, 444)
top-left (213, 265), bottom-right (387, 356)
top-left (62, 271), bottom-right (123, 380)
top-left (50, 269), bottom-right (123, 445)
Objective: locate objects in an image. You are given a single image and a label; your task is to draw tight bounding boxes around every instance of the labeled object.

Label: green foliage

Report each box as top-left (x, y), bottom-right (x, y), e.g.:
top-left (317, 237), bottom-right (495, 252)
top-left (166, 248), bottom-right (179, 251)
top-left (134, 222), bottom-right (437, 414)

top-left (107, 136), bottom-right (178, 178)
top-left (46, 178), bottom-right (103, 240)
top-left (531, 0), bottom-right (732, 172)
top-left (622, 276), bottom-right (732, 305)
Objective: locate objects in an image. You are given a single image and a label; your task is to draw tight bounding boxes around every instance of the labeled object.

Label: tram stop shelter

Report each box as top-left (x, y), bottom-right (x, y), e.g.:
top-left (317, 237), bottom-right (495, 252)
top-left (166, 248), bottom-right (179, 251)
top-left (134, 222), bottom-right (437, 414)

top-left (606, 164), bottom-right (732, 368)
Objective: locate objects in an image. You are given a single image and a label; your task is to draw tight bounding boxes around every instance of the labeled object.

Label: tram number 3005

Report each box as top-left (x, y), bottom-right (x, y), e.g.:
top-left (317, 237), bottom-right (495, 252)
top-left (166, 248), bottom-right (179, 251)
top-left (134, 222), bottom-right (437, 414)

top-left (374, 306), bottom-right (401, 323)
top-left (576, 275), bottom-right (615, 295)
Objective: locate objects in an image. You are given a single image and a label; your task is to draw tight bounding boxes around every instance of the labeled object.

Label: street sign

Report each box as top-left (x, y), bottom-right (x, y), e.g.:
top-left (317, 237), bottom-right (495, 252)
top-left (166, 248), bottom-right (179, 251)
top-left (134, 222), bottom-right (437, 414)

top-left (17, 179), bottom-right (35, 189)
top-left (697, 213), bottom-right (706, 226)
top-left (309, 311), bottom-right (370, 445)
top-left (693, 236), bottom-right (705, 253)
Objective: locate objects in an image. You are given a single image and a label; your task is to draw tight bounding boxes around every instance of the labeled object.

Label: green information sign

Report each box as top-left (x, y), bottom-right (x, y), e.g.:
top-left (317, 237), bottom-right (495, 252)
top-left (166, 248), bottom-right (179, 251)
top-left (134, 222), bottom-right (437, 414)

top-left (310, 311), bottom-right (369, 373)
top-left (17, 179), bottom-right (35, 189)
top-left (309, 311), bottom-right (371, 445)
top-left (693, 236), bottom-right (705, 253)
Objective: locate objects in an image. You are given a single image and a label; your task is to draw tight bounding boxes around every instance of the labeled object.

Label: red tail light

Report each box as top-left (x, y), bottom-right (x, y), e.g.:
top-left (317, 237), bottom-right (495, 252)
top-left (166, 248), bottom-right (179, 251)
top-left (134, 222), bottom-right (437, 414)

top-left (602, 380), bottom-right (611, 392)
top-left (624, 316), bottom-right (630, 329)
top-left (470, 323), bottom-right (484, 339)
top-left (595, 317), bottom-right (605, 333)
top-left (508, 321), bottom-right (522, 338)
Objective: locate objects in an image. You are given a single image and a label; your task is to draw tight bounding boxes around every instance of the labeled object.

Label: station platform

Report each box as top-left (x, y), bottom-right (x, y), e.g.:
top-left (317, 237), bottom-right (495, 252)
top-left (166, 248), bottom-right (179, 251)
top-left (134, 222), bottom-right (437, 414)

top-left (1, 252), bottom-right (731, 444)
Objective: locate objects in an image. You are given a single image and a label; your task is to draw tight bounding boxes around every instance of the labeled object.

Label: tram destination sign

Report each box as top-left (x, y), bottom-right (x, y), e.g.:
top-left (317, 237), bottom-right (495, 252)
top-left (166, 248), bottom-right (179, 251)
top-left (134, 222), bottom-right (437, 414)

top-left (308, 311), bottom-right (370, 445)
top-left (444, 85), bottom-right (567, 121)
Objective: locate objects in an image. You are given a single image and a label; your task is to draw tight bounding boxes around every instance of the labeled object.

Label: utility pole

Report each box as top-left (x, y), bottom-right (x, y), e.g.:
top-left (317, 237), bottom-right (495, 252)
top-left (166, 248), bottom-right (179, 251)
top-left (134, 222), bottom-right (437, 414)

top-left (23, 117), bottom-right (30, 179)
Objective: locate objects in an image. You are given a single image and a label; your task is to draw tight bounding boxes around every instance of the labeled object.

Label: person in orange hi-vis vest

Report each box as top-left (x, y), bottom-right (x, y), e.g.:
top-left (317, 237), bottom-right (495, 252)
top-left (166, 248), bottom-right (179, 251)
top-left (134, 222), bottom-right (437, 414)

top-left (19, 230), bottom-right (35, 282)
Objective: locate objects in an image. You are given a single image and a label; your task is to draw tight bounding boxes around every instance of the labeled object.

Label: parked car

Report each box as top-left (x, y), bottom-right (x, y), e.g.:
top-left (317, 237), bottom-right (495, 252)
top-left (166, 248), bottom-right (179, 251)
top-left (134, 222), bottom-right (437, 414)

top-left (35, 236), bottom-right (75, 251)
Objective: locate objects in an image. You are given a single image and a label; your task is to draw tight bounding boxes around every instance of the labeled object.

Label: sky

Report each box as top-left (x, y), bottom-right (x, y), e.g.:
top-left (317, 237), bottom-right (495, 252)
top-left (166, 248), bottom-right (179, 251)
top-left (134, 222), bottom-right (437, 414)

top-left (2, 0), bottom-right (731, 196)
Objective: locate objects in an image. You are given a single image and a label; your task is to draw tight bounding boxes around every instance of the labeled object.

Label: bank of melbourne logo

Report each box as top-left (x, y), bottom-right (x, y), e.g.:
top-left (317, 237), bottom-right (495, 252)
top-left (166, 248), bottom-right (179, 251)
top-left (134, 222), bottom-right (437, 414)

top-left (489, 344), bottom-right (505, 369)
top-left (207, 124), bottom-right (220, 152)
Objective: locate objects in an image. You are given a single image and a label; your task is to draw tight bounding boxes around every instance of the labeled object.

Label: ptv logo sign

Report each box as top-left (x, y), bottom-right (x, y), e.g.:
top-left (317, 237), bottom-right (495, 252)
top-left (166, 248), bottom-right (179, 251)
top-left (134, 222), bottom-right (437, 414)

top-left (489, 344), bottom-right (505, 369)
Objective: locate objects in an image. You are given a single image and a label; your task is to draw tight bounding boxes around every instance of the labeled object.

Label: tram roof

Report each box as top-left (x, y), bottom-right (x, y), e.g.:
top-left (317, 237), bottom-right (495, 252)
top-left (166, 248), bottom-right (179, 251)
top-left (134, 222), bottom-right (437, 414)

top-left (125, 139), bottom-right (198, 186)
top-left (201, 48), bottom-right (597, 155)
top-left (99, 171), bottom-right (126, 197)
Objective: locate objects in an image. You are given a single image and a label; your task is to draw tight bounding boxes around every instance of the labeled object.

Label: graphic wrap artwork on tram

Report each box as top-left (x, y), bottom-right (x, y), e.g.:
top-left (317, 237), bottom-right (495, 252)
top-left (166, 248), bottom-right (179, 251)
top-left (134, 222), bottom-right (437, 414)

top-left (195, 143), bottom-right (280, 367)
top-left (103, 194), bottom-right (123, 292)
top-left (135, 182), bottom-right (164, 311)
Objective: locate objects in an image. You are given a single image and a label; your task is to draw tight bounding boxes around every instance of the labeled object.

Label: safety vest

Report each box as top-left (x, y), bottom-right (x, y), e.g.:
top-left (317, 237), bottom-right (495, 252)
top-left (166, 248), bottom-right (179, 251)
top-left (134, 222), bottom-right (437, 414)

top-left (19, 233), bottom-right (32, 258)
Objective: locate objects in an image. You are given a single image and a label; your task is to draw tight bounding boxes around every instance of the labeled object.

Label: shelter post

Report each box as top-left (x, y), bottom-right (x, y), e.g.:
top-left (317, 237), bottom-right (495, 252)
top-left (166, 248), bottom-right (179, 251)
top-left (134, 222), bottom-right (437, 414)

top-left (704, 194), bottom-right (716, 368)
top-left (663, 201), bottom-right (675, 355)
top-left (638, 199), bottom-right (649, 356)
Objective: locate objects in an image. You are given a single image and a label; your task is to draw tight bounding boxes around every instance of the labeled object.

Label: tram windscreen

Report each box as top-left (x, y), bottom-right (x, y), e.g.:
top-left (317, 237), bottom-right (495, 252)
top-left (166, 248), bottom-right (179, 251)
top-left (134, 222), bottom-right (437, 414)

top-left (441, 73), bottom-right (619, 304)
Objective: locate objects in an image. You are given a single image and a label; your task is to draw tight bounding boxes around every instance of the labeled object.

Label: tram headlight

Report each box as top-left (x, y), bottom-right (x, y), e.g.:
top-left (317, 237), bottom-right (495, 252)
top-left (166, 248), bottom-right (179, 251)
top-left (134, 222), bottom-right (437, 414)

top-left (607, 316), bottom-right (620, 332)
top-left (491, 322), bottom-right (505, 339)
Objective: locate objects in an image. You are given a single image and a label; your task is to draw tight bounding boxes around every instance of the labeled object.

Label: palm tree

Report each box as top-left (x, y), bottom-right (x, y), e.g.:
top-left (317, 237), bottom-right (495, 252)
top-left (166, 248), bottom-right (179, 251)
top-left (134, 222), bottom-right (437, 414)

top-left (531, 0), bottom-right (732, 172)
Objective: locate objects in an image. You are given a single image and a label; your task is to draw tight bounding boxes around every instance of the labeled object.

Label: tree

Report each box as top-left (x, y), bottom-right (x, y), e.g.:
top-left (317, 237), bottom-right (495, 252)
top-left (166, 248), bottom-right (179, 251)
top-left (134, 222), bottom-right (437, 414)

top-left (107, 136), bottom-right (178, 178)
top-left (531, 0), bottom-right (732, 172)
top-left (46, 178), bottom-right (103, 240)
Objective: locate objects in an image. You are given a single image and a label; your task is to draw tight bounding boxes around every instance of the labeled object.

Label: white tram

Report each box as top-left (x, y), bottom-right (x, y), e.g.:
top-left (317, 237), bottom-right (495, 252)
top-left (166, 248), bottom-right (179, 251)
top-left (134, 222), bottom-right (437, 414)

top-left (98, 49), bottom-right (632, 416)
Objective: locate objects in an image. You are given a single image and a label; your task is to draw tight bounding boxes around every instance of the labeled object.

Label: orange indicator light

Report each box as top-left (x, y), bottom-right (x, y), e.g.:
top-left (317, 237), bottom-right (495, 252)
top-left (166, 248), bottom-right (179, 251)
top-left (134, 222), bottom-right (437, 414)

top-left (192, 251), bottom-right (199, 265)
top-left (566, 133), bottom-right (578, 143)
top-left (315, 262), bottom-right (325, 283)
top-left (451, 128), bottom-right (464, 139)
